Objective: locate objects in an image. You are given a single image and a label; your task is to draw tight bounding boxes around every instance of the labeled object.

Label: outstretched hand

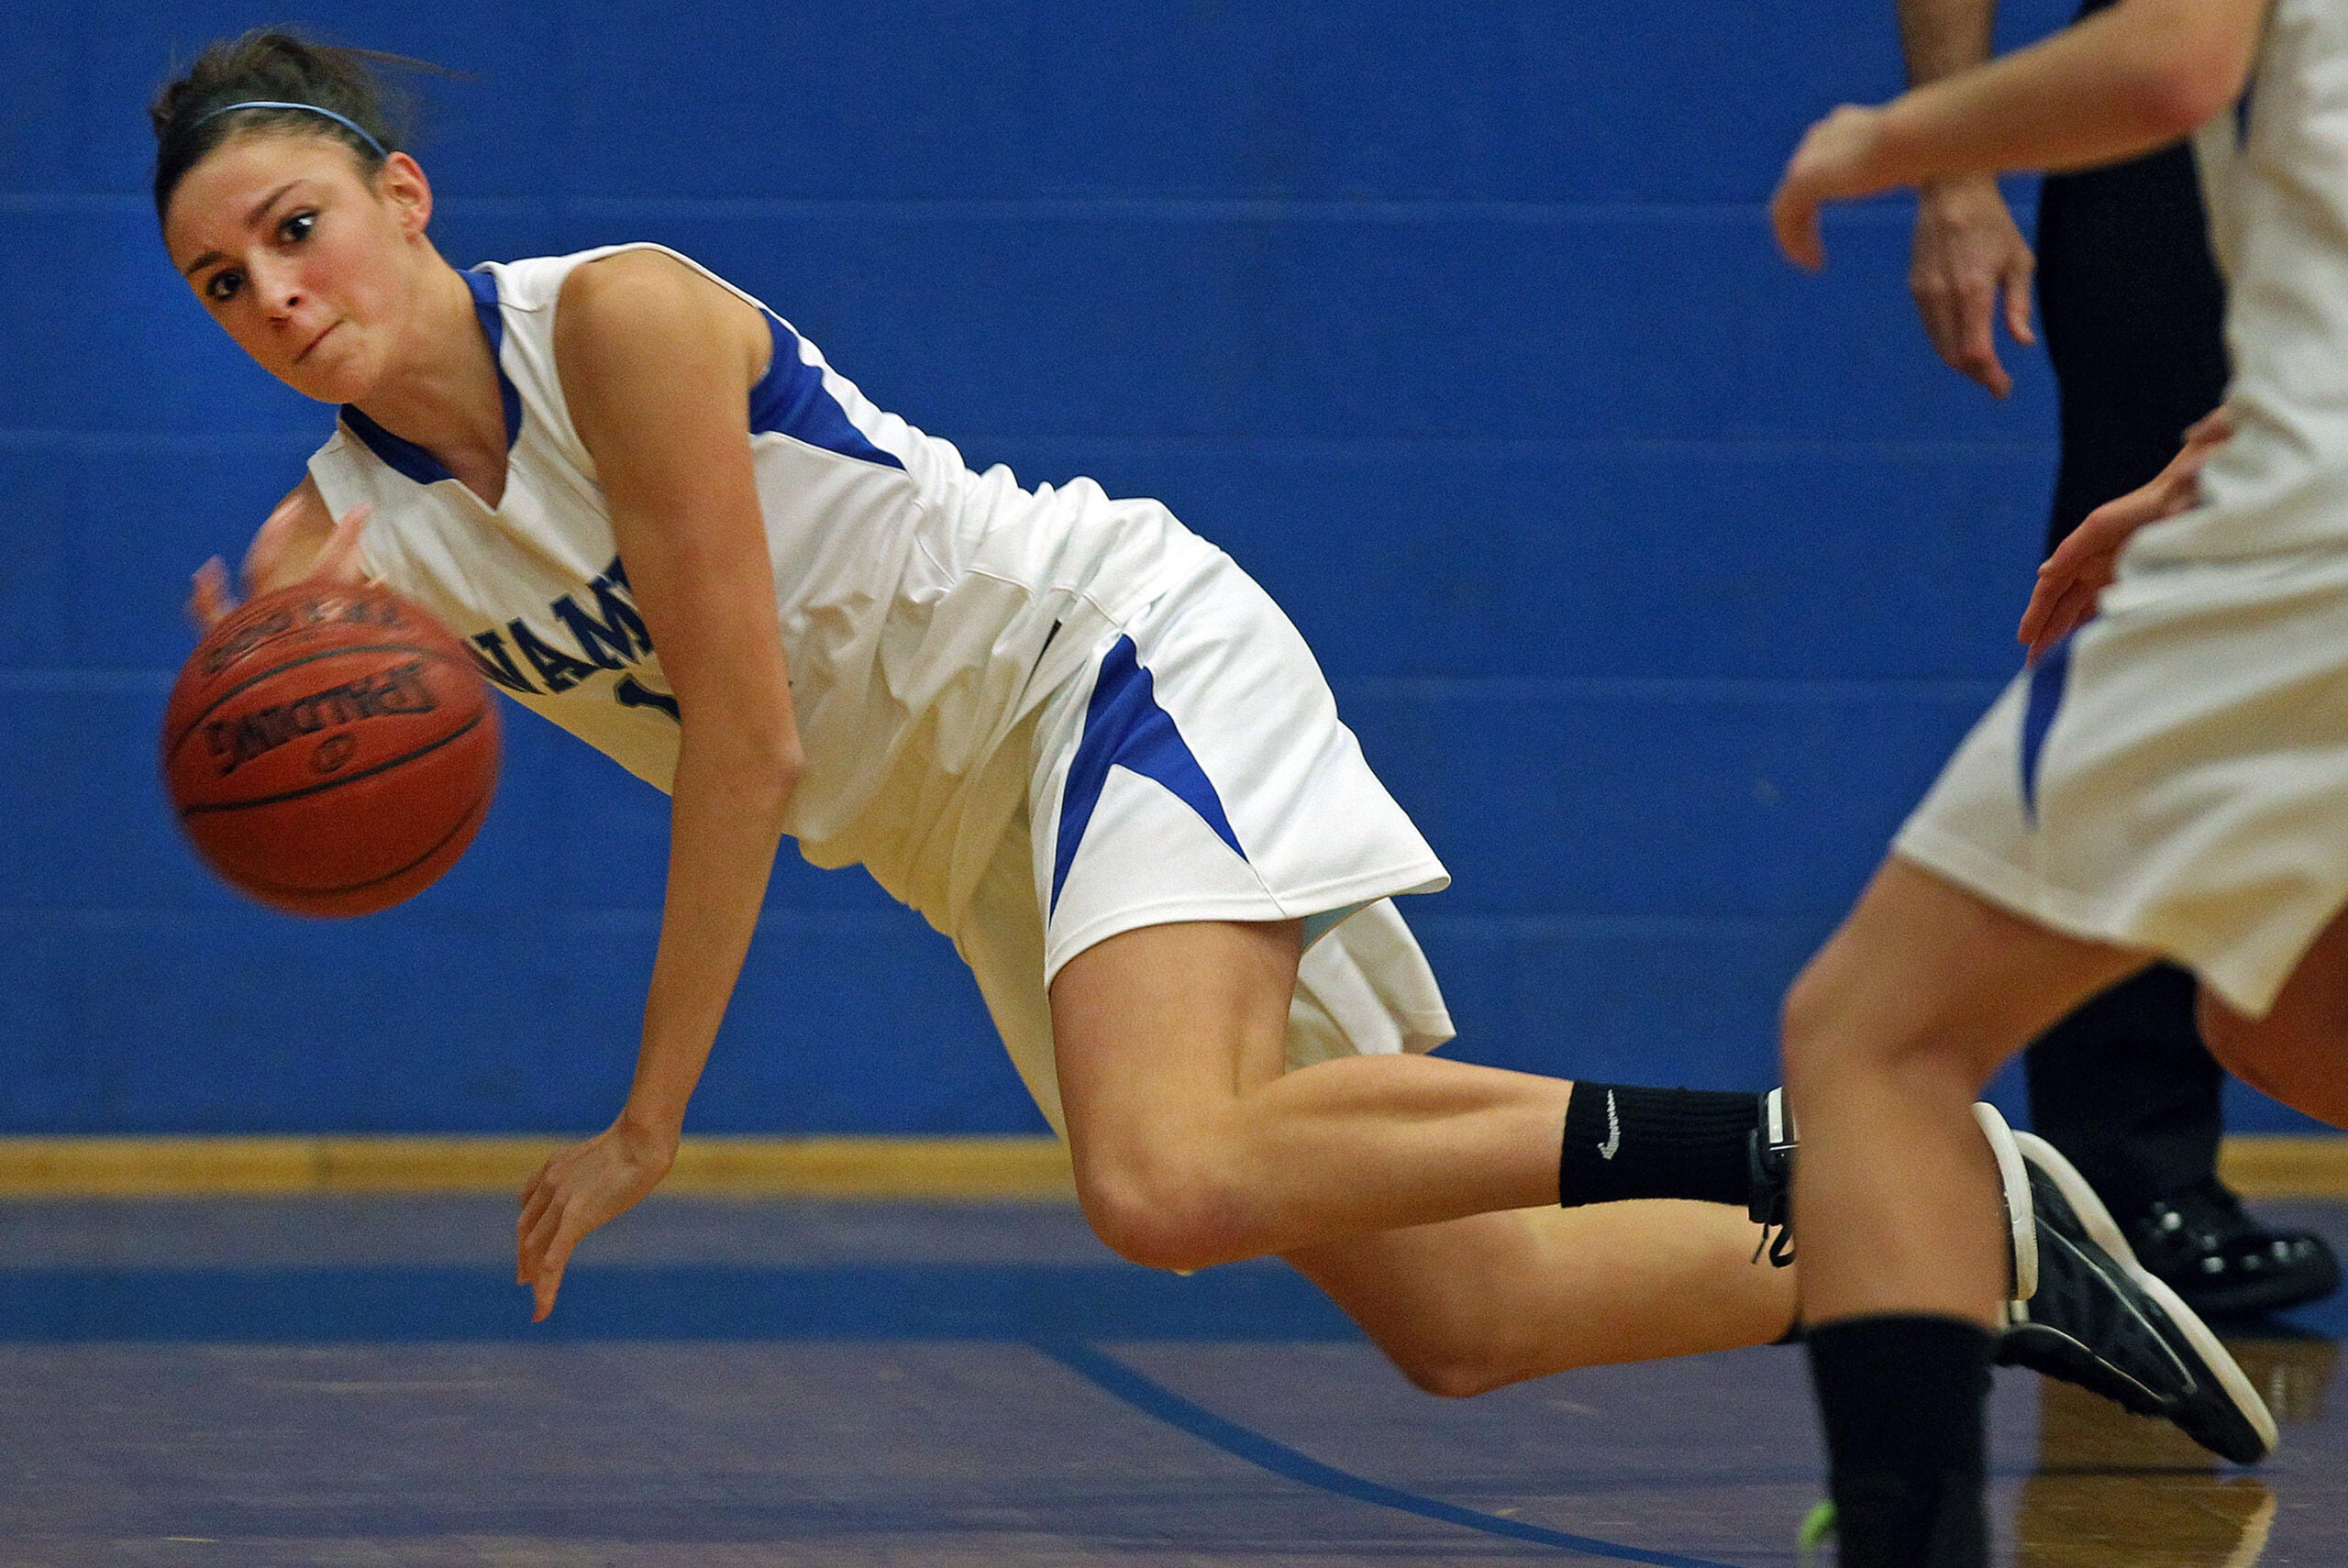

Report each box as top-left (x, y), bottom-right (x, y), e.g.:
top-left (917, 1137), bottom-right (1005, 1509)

top-left (516, 1119), bottom-right (679, 1321)
top-left (1772, 105), bottom-right (1891, 271)
top-left (184, 498), bottom-right (373, 632)
top-left (2019, 407), bottom-right (2234, 660)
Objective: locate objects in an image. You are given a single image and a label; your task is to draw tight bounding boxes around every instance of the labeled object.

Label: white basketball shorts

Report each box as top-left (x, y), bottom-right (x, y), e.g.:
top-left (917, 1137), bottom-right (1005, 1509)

top-left (948, 547), bottom-right (1455, 1133)
top-left (1896, 536), bottom-right (2348, 1017)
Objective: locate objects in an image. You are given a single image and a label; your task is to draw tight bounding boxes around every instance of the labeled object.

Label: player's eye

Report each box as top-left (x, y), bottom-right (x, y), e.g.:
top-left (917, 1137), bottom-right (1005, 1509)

top-left (280, 210), bottom-right (316, 245)
top-left (205, 268), bottom-right (244, 304)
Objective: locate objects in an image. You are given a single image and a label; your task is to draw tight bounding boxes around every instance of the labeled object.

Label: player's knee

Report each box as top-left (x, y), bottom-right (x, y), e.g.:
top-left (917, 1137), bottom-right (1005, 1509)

top-left (1780, 952), bottom-right (1987, 1098)
top-left (1778, 958), bottom-right (1849, 1089)
top-left (1379, 1342), bottom-right (1522, 1399)
top-left (1070, 1143), bottom-right (1257, 1273)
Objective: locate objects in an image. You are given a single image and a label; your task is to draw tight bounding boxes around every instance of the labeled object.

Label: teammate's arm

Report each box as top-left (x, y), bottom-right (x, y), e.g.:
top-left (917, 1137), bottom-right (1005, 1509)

top-left (2018, 405), bottom-right (2232, 657)
top-left (1901, 0), bottom-right (2037, 397)
top-left (516, 248), bottom-right (799, 1320)
top-left (1775, 0), bottom-right (2268, 269)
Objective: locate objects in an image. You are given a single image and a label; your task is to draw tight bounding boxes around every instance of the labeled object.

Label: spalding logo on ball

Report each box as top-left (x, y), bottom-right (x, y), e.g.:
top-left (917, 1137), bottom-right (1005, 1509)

top-left (163, 582), bottom-right (501, 917)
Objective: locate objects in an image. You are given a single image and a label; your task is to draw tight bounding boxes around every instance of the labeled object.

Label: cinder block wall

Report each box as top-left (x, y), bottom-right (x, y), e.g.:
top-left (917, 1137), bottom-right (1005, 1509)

top-left (12, 0), bottom-right (2315, 1134)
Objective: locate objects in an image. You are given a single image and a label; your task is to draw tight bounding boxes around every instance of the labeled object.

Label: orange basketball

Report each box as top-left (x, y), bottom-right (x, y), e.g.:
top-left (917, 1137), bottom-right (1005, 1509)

top-left (162, 581), bottom-right (501, 917)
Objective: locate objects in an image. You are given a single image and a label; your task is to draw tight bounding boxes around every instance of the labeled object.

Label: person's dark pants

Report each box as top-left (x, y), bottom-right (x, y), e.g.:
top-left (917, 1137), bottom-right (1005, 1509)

top-left (2025, 136), bottom-right (2229, 1223)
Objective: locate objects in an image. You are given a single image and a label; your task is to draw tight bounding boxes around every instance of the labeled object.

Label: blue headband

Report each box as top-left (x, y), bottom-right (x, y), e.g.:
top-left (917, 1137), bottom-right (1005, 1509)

top-left (188, 100), bottom-right (389, 160)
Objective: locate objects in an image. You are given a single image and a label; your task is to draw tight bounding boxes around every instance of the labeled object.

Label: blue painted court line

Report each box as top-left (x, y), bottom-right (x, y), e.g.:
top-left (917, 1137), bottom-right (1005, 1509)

top-left (0, 1263), bottom-right (1358, 1342)
top-left (1039, 1339), bottom-right (1749, 1568)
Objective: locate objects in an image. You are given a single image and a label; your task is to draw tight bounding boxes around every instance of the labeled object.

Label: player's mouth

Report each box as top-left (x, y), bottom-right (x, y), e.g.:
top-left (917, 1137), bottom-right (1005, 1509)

top-left (294, 322), bottom-right (339, 363)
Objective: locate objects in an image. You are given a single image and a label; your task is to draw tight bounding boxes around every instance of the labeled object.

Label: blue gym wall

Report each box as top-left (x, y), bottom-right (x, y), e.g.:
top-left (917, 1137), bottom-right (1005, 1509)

top-left (4, 2), bottom-right (2325, 1135)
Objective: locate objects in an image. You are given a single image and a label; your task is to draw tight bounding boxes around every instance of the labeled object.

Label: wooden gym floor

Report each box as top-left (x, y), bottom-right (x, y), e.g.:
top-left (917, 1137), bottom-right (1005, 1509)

top-left (0, 1194), bottom-right (2340, 1566)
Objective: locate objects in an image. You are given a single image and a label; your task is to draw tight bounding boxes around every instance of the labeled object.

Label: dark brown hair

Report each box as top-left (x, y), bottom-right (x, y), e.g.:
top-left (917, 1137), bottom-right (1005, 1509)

top-left (150, 29), bottom-right (433, 218)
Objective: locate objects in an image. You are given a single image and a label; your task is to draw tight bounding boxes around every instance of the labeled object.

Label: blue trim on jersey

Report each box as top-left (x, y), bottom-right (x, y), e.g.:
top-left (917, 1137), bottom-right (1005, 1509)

top-left (2020, 635), bottom-right (2073, 826)
top-left (339, 265), bottom-right (521, 487)
top-left (748, 314), bottom-right (905, 471)
top-left (1050, 635), bottom-right (1246, 916)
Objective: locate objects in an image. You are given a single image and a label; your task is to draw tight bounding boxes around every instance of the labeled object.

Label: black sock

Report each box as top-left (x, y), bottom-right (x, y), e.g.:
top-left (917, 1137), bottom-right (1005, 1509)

top-left (1556, 1084), bottom-right (1759, 1208)
top-left (1808, 1316), bottom-right (1993, 1568)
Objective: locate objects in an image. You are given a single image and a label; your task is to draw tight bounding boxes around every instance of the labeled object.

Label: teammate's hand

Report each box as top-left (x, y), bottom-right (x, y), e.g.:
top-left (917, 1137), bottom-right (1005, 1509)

top-left (1772, 105), bottom-right (1892, 271)
top-left (183, 500), bottom-right (372, 631)
top-left (515, 1117), bottom-right (679, 1321)
top-left (1911, 177), bottom-right (2037, 397)
top-left (2018, 406), bottom-right (2235, 659)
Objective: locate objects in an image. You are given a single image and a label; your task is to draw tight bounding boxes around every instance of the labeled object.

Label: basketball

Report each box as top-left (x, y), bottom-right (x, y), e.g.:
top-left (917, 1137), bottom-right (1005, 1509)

top-left (162, 581), bottom-right (501, 917)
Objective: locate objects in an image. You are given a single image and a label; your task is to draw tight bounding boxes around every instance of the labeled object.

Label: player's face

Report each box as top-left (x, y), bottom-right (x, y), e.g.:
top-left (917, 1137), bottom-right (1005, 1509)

top-left (162, 133), bottom-right (433, 405)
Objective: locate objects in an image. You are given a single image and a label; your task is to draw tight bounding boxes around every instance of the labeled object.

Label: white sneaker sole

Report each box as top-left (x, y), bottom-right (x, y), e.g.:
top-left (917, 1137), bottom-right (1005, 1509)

top-left (1973, 1102), bottom-right (2038, 1303)
top-left (2012, 1129), bottom-right (2279, 1461)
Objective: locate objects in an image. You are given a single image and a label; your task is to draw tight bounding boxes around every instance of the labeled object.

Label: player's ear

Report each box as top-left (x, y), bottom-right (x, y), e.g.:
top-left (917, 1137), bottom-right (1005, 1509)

top-left (376, 150), bottom-right (432, 238)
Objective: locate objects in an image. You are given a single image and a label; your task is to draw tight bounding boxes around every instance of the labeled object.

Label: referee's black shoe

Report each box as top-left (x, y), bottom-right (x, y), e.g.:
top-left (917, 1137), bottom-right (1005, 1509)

top-left (2133, 1176), bottom-right (2342, 1320)
top-left (1998, 1132), bottom-right (2277, 1464)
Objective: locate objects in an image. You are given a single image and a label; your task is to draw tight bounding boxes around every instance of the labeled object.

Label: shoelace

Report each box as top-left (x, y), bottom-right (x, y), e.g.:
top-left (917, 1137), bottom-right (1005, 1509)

top-left (1750, 1189), bottom-right (1796, 1267)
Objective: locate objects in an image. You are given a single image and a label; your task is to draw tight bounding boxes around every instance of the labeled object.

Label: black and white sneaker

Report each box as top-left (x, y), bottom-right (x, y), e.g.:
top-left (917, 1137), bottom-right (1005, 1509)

top-left (1997, 1131), bottom-right (2277, 1464)
top-left (1746, 1095), bottom-right (2036, 1299)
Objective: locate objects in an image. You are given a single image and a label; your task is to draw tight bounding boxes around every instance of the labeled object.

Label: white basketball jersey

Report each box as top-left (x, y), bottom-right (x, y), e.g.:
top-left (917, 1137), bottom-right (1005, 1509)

top-left (307, 244), bottom-right (1218, 932)
top-left (2174, 0), bottom-right (2348, 558)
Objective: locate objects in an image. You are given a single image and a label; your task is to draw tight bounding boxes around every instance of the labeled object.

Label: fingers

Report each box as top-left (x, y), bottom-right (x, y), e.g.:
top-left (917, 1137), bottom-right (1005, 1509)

top-left (516, 1172), bottom-right (555, 1284)
top-left (238, 491), bottom-right (316, 596)
top-left (307, 504), bottom-right (373, 587)
top-left (2019, 577), bottom-right (2083, 657)
top-left (2001, 256), bottom-right (2038, 348)
top-left (520, 1201), bottom-right (584, 1322)
top-left (1771, 182), bottom-right (1826, 271)
top-left (185, 558), bottom-right (235, 633)
top-left (2184, 405), bottom-right (2234, 446)
top-left (531, 1238), bottom-right (574, 1323)
top-left (1957, 292), bottom-right (2011, 398)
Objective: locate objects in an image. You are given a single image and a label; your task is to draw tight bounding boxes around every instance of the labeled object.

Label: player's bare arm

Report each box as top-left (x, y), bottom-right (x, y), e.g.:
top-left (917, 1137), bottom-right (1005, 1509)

top-left (1899, 0), bottom-right (2036, 396)
top-left (1777, 0), bottom-right (2268, 270)
top-left (515, 249), bottom-right (801, 1321)
top-left (184, 477), bottom-right (372, 629)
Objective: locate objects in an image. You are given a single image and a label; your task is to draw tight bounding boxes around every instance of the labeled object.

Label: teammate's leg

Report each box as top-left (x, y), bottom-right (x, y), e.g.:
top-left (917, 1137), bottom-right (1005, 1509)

top-left (1782, 857), bottom-right (2144, 1567)
top-left (2197, 901), bottom-right (2348, 1131)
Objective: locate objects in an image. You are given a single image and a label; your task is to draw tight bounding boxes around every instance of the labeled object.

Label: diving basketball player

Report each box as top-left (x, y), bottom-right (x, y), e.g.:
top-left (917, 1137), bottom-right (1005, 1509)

top-left (154, 28), bottom-right (2262, 1453)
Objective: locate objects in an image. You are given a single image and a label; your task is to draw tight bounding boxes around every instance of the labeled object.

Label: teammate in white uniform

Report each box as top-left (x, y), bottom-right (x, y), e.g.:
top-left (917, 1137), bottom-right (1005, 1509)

top-left (1770, 0), bottom-right (2331, 1562)
top-left (148, 30), bottom-right (2261, 1444)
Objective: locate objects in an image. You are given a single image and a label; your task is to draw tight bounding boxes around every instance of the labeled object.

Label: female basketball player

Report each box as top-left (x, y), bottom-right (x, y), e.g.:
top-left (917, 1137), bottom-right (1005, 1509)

top-left (1770, 0), bottom-right (2324, 1561)
top-left (154, 30), bottom-right (2255, 1440)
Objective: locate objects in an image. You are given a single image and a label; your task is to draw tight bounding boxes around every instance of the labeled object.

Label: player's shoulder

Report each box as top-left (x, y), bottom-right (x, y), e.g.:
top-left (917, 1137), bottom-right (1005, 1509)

top-left (552, 246), bottom-right (770, 382)
top-left (559, 246), bottom-right (753, 327)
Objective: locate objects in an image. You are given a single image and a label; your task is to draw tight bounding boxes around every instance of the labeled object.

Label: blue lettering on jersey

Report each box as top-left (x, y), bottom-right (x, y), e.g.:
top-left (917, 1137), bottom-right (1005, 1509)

top-left (508, 619), bottom-right (603, 693)
top-left (467, 631), bottom-right (537, 695)
top-left (551, 565), bottom-right (652, 668)
top-left (615, 675), bottom-right (681, 721)
top-left (456, 558), bottom-right (676, 723)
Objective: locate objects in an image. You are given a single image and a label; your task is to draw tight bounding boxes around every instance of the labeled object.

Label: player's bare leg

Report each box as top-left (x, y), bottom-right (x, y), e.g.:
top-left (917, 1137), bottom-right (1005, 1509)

top-left (1051, 916), bottom-right (1801, 1389)
top-left (1784, 858), bottom-right (2143, 1324)
top-left (1283, 1202), bottom-right (1798, 1397)
top-left (1049, 918), bottom-right (1579, 1271)
top-left (2198, 900), bottom-right (2348, 1130)
top-left (1781, 856), bottom-right (2145, 1565)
